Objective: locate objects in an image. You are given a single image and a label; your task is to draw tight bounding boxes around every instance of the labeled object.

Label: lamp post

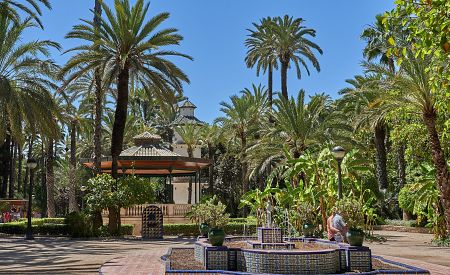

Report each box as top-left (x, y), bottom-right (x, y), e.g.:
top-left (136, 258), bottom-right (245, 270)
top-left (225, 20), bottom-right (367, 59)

top-left (25, 158), bottom-right (37, 240)
top-left (332, 146), bottom-right (346, 200)
top-left (80, 185), bottom-right (87, 210)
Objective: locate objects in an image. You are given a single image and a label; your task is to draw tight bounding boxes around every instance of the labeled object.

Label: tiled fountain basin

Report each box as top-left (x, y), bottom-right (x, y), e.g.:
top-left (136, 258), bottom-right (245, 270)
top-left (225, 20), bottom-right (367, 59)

top-left (163, 247), bottom-right (430, 274)
top-left (192, 236), bottom-right (373, 274)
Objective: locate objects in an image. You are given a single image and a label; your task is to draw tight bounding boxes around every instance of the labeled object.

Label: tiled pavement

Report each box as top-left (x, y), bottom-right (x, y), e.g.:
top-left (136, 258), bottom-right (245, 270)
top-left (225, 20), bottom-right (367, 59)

top-left (1, 231), bottom-right (450, 274)
top-left (99, 250), bottom-right (166, 275)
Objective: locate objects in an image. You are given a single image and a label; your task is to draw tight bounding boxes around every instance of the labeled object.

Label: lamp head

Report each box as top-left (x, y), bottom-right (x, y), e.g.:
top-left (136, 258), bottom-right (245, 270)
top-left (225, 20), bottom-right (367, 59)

top-left (331, 146), bottom-right (346, 160)
top-left (26, 158), bottom-right (37, 169)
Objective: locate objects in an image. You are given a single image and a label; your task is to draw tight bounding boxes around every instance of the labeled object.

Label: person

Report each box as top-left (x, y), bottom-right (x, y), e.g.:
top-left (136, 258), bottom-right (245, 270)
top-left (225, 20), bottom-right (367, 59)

top-left (332, 209), bottom-right (348, 243)
top-left (4, 211), bottom-right (11, 223)
top-left (327, 208), bottom-right (340, 241)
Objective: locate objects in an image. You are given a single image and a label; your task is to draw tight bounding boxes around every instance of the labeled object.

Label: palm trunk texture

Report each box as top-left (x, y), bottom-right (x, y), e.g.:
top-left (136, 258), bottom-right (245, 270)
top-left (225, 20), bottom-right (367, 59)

top-left (68, 120), bottom-right (79, 213)
top-left (423, 111), bottom-right (450, 235)
top-left (46, 139), bottom-right (56, 217)
top-left (374, 123), bottom-right (388, 190)
top-left (109, 64), bottom-right (130, 234)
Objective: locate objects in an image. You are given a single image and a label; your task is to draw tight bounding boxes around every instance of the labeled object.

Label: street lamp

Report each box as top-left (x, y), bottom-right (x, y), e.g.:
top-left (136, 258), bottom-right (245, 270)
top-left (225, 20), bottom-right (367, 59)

top-left (332, 146), bottom-right (346, 200)
top-left (25, 158), bottom-right (37, 240)
top-left (80, 185), bottom-right (87, 210)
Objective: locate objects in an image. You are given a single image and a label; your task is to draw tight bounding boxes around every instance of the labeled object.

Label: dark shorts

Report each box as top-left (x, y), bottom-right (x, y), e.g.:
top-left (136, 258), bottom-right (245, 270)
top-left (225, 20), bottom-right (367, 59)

top-left (329, 237), bottom-right (335, 241)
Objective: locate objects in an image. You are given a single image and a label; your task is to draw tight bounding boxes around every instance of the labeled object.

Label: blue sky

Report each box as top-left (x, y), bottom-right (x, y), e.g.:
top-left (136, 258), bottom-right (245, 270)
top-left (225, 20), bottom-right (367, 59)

top-left (24, 0), bottom-right (394, 123)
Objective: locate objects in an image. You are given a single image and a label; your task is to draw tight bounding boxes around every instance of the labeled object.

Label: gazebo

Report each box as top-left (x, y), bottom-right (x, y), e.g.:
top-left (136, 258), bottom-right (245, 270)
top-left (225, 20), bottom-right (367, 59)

top-left (82, 132), bottom-right (211, 204)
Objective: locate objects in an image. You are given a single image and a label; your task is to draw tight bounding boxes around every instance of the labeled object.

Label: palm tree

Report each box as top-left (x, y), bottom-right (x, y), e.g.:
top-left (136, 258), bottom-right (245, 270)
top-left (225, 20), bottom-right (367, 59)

top-left (93, 0), bottom-right (103, 176)
top-left (199, 124), bottom-right (222, 194)
top-left (361, 14), bottom-right (409, 188)
top-left (339, 73), bottom-right (390, 190)
top-left (370, 57), bottom-right (450, 234)
top-left (271, 15), bottom-right (322, 99)
top-left (0, 0), bottom-right (51, 29)
top-left (62, 0), bottom-right (191, 233)
top-left (176, 123), bottom-right (200, 204)
top-left (62, 0), bottom-right (191, 178)
top-left (215, 85), bottom-right (268, 202)
top-left (245, 17), bottom-right (278, 109)
top-left (0, 15), bottom-right (60, 198)
top-left (0, 15), bottom-right (60, 145)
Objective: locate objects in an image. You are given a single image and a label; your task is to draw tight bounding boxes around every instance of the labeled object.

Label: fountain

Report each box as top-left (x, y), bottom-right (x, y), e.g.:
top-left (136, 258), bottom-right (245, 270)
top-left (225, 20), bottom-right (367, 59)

top-left (163, 200), bottom-right (430, 274)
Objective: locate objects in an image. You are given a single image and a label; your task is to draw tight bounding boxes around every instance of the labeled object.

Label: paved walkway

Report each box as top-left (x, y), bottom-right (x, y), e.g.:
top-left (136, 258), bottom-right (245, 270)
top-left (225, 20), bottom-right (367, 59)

top-left (0, 236), bottom-right (193, 274)
top-left (1, 231), bottom-right (450, 274)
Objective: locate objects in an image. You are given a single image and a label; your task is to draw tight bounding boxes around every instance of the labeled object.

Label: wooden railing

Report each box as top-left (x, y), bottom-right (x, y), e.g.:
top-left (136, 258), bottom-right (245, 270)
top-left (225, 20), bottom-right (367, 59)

top-left (102, 204), bottom-right (192, 218)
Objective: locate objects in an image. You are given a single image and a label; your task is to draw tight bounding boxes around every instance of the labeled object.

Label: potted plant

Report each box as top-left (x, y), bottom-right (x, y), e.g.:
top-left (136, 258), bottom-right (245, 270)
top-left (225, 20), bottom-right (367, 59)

top-left (204, 196), bottom-right (230, 246)
top-left (335, 197), bottom-right (365, 246)
top-left (297, 201), bottom-right (316, 237)
top-left (186, 202), bottom-right (209, 237)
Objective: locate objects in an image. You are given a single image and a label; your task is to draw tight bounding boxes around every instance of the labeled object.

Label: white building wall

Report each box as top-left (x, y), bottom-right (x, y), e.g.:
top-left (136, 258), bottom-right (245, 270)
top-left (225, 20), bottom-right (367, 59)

top-left (172, 181), bottom-right (206, 204)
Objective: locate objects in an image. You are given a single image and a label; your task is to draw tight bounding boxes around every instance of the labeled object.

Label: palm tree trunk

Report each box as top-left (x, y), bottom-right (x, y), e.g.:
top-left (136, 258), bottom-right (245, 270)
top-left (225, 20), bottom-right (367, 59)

top-left (268, 65), bottom-right (273, 108)
top-left (91, 0), bottom-right (104, 232)
top-left (1, 134), bottom-right (11, 198)
top-left (397, 143), bottom-right (406, 187)
top-left (423, 111), bottom-right (450, 234)
top-left (24, 135), bottom-right (34, 197)
top-left (208, 144), bottom-right (214, 194)
top-left (93, 0), bottom-right (103, 175)
top-left (374, 122), bottom-right (388, 190)
top-left (17, 143), bottom-right (22, 197)
top-left (241, 135), bottom-right (248, 216)
top-left (8, 141), bottom-right (16, 198)
top-left (281, 60), bottom-right (288, 99)
top-left (46, 138), bottom-right (56, 217)
top-left (187, 147), bottom-right (193, 204)
top-left (109, 64), bottom-right (130, 234)
top-left (68, 120), bottom-right (79, 213)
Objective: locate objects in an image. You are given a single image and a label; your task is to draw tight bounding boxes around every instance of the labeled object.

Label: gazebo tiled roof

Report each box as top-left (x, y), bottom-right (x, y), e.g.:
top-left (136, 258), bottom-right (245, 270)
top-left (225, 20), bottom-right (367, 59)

top-left (81, 131), bottom-right (211, 176)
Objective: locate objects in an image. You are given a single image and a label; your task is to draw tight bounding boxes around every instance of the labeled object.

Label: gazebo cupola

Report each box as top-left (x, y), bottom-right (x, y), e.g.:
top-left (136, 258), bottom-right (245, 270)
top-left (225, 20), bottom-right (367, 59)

top-left (179, 99), bottom-right (196, 117)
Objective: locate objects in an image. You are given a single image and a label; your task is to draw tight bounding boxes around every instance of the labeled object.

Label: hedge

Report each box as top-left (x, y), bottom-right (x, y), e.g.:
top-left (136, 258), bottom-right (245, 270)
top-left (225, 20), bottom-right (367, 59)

top-left (163, 222), bottom-right (257, 236)
top-left (17, 218), bottom-right (66, 225)
top-left (0, 222), bottom-right (69, 235)
top-left (0, 221), bottom-right (132, 237)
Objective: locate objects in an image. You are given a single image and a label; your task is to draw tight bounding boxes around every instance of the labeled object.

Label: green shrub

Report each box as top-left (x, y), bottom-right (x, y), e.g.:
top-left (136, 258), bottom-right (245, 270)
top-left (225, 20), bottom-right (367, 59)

top-left (17, 218), bottom-right (66, 225)
top-left (398, 186), bottom-right (415, 213)
top-left (120, 224), bottom-right (134, 235)
top-left (162, 222), bottom-right (257, 236)
top-left (0, 222), bottom-right (68, 235)
top-left (65, 212), bottom-right (93, 238)
top-left (0, 222), bottom-right (26, 234)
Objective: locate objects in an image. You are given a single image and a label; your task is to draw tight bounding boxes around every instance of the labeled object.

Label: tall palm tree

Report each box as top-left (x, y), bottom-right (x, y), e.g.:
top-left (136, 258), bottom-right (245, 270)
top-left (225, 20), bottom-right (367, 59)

top-left (245, 17), bottom-right (278, 109)
top-left (215, 85), bottom-right (268, 202)
top-left (361, 14), bottom-right (409, 188)
top-left (62, 0), bottom-right (191, 178)
top-left (93, 0), bottom-right (103, 176)
top-left (0, 15), bottom-right (60, 145)
top-left (62, 0), bottom-right (191, 233)
top-left (0, 15), bottom-right (60, 198)
top-left (0, 0), bottom-right (51, 29)
top-left (339, 73), bottom-right (390, 190)
top-left (271, 15), bottom-right (322, 99)
top-left (175, 123), bottom-right (200, 204)
top-left (370, 57), bottom-right (450, 234)
top-left (199, 124), bottom-right (222, 194)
